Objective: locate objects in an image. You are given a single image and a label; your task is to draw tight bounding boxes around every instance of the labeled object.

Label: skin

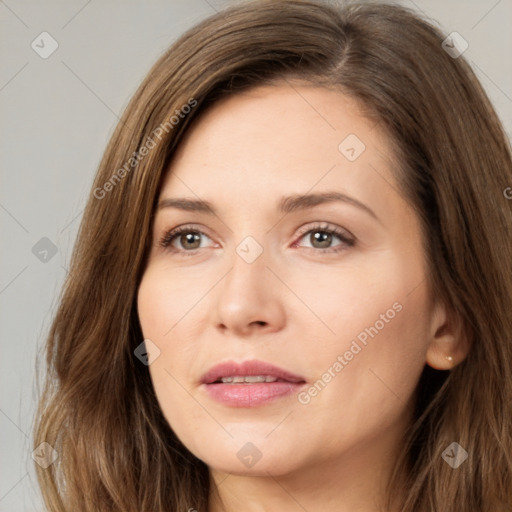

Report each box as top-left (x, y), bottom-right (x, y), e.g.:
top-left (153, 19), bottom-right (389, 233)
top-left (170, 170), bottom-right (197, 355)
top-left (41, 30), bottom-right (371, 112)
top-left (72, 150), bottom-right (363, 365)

top-left (137, 82), bottom-right (468, 511)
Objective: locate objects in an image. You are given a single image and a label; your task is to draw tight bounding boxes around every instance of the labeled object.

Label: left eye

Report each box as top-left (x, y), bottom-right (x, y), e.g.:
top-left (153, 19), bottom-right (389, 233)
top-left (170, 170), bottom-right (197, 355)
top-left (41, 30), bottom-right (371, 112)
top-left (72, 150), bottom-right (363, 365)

top-left (293, 225), bottom-right (355, 252)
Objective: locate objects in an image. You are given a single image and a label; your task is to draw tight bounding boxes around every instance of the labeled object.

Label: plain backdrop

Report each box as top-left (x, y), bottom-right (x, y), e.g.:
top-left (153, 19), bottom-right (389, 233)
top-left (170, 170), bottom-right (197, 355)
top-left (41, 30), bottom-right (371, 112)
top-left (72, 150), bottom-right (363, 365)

top-left (1, 0), bottom-right (511, 510)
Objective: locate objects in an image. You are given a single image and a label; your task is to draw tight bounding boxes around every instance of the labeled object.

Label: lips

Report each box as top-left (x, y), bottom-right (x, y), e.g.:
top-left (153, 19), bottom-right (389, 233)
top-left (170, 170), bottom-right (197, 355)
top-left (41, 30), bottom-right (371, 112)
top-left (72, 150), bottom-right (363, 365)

top-left (200, 360), bottom-right (305, 385)
top-left (201, 360), bottom-right (306, 408)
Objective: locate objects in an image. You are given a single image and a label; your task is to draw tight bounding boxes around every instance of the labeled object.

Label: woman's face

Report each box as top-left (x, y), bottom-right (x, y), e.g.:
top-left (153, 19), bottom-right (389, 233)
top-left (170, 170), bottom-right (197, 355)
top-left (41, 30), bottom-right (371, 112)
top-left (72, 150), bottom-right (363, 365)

top-left (137, 83), bottom-right (445, 479)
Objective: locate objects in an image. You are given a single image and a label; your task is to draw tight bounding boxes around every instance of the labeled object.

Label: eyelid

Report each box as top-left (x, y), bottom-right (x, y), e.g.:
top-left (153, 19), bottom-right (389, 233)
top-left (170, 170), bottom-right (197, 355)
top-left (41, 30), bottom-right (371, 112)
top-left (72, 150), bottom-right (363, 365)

top-left (294, 222), bottom-right (354, 242)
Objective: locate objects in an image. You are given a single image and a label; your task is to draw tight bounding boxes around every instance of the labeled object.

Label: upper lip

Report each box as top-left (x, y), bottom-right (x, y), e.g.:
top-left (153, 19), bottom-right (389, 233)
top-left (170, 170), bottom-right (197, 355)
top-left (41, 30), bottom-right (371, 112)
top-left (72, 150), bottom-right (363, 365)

top-left (201, 360), bottom-right (306, 384)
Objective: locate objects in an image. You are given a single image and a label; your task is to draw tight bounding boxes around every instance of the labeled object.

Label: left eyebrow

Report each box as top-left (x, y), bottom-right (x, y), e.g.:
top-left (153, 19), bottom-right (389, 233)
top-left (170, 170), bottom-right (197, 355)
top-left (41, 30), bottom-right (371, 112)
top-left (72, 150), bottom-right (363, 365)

top-left (157, 191), bottom-right (380, 223)
top-left (277, 192), bottom-right (379, 222)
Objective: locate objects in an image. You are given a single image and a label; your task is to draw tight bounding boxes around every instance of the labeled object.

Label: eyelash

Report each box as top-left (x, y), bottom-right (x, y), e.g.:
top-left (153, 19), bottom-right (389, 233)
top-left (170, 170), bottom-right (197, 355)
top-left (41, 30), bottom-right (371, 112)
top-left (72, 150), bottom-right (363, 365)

top-left (158, 223), bottom-right (355, 256)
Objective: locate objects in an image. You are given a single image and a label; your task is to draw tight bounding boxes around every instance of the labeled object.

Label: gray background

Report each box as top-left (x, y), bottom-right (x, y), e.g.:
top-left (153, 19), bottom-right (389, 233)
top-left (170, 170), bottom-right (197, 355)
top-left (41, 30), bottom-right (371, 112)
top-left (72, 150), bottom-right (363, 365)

top-left (1, 0), bottom-right (511, 510)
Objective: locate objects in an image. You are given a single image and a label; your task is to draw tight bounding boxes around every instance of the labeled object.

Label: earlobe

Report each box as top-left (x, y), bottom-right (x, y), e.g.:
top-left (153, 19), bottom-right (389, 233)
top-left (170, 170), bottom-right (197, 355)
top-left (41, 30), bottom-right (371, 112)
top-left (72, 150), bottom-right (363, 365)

top-left (425, 300), bottom-right (470, 370)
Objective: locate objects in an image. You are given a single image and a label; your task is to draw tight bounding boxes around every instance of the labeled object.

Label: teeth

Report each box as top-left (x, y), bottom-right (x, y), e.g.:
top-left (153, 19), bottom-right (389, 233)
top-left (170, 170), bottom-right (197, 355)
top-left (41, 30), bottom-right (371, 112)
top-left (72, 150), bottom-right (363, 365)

top-left (220, 375), bottom-right (279, 384)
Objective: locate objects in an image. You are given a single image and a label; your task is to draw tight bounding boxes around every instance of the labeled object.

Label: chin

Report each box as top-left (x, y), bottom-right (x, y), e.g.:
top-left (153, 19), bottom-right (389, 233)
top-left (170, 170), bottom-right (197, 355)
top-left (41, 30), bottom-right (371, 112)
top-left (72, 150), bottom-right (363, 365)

top-left (186, 435), bottom-right (303, 477)
top-left (206, 455), bottom-right (299, 478)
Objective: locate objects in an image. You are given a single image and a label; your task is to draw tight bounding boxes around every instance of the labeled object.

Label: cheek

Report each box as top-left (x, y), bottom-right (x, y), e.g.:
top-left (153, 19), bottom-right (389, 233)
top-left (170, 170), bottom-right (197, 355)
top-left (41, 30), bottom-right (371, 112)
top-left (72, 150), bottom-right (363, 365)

top-left (297, 271), bottom-right (431, 436)
top-left (288, 248), bottom-right (429, 358)
top-left (138, 266), bottom-right (177, 337)
top-left (137, 261), bottom-right (208, 340)
top-left (137, 267), bottom-right (191, 384)
top-left (136, 266), bottom-right (209, 439)
top-left (293, 248), bottom-right (432, 426)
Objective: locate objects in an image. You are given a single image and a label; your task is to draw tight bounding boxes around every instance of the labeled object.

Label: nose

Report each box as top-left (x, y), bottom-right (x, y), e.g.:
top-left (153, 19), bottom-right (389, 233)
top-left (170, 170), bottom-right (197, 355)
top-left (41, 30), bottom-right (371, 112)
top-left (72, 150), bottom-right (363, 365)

top-left (213, 243), bottom-right (286, 337)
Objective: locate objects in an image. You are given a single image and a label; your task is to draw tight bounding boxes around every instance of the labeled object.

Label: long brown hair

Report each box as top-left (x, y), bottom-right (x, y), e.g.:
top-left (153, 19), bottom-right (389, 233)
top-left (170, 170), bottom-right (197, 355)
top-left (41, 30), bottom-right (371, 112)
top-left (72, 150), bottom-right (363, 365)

top-left (33, 1), bottom-right (512, 510)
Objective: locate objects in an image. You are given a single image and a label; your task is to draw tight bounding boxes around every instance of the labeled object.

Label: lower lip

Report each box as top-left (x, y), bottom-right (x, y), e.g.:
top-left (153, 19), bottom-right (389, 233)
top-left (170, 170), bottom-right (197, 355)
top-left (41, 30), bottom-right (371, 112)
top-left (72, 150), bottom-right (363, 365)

top-left (203, 381), bottom-right (305, 407)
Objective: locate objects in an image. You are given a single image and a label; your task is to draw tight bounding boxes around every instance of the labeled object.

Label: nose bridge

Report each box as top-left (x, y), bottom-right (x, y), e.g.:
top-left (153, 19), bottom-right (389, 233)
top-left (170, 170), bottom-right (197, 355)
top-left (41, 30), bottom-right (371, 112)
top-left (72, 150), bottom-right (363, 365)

top-left (224, 232), bottom-right (268, 292)
top-left (234, 233), bottom-right (266, 267)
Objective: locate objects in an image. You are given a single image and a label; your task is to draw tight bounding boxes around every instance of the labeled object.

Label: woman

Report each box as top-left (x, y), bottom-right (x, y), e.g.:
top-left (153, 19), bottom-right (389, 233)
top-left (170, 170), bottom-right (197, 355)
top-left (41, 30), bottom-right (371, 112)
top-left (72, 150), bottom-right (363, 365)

top-left (33, 0), bottom-right (512, 510)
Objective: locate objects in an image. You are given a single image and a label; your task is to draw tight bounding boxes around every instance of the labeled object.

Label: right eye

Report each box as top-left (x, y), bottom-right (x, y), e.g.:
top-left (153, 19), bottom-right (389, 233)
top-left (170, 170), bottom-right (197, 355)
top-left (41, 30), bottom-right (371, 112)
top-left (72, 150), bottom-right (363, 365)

top-left (159, 225), bottom-right (215, 253)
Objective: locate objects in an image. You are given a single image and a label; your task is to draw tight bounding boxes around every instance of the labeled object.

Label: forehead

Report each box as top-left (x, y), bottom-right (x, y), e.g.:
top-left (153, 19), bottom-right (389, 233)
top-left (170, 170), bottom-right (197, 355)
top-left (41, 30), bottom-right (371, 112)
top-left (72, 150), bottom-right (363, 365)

top-left (159, 83), bottom-right (402, 218)
top-left (170, 82), bottom-right (382, 161)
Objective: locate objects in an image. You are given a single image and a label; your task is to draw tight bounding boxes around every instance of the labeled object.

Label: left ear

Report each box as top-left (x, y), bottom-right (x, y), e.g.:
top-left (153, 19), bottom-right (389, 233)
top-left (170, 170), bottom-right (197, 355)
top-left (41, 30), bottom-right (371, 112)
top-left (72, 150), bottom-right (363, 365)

top-left (425, 299), bottom-right (471, 370)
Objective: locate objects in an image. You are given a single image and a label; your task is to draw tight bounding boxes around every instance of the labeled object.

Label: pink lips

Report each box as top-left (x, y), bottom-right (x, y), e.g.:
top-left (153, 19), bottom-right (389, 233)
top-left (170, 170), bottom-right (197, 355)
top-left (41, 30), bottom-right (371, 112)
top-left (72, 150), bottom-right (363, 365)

top-left (201, 360), bottom-right (306, 408)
